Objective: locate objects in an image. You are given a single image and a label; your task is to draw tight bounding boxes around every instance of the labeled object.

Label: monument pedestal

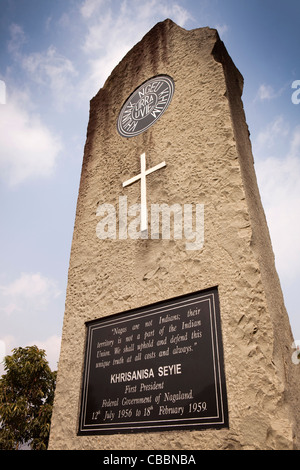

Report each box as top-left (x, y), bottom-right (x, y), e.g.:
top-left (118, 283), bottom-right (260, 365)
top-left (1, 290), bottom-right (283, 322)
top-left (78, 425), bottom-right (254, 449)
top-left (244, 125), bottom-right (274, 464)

top-left (49, 20), bottom-right (300, 450)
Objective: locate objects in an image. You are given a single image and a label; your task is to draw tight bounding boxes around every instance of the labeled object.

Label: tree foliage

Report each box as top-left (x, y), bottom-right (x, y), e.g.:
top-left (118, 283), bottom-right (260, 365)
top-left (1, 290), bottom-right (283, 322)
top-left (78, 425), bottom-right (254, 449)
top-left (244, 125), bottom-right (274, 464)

top-left (0, 346), bottom-right (56, 450)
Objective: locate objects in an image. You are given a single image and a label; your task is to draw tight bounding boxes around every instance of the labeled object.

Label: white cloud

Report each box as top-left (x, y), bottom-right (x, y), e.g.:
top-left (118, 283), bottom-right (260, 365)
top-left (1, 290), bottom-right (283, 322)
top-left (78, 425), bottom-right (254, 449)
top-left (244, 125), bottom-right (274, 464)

top-left (0, 334), bottom-right (61, 374)
top-left (7, 22), bottom-right (77, 110)
top-left (0, 272), bottom-right (62, 316)
top-left (159, 2), bottom-right (193, 27)
top-left (0, 80), bottom-right (6, 104)
top-left (0, 340), bottom-right (6, 366)
top-left (290, 124), bottom-right (300, 156)
top-left (29, 335), bottom-right (61, 371)
top-left (254, 115), bottom-right (289, 149)
top-left (79, 0), bottom-right (192, 98)
top-left (7, 5), bottom-right (193, 108)
top-left (0, 335), bottom-right (15, 375)
top-left (0, 93), bottom-right (62, 186)
top-left (7, 23), bottom-right (26, 56)
top-left (255, 82), bottom-right (288, 102)
top-left (21, 46), bottom-right (77, 108)
top-left (80, 0), bottom-right (106, 18)
top-left (255, 125), bottom-right (300, 279)
top-left (257, 84), bottom-right (276, 101)
top-left (215, 23), bottom-right (229, 37)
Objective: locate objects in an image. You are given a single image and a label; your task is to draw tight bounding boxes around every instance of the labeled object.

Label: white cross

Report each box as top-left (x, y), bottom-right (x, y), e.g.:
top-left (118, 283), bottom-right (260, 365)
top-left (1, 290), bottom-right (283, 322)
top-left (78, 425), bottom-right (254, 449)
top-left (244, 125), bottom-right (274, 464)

top-left (122, 153), bottom-right (166, 233)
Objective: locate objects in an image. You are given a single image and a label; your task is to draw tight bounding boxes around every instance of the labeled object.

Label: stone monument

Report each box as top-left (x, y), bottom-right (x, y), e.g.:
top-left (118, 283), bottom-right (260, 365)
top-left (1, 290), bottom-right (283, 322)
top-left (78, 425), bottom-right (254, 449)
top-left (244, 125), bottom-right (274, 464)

top-left (48, 19), bottom-right (300, 450)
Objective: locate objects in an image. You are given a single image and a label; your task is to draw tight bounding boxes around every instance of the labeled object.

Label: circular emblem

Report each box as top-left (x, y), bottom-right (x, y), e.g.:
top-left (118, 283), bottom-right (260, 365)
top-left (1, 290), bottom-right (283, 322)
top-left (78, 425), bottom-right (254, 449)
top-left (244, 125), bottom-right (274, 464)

top-left (117, 75), bottom-right (175, 138)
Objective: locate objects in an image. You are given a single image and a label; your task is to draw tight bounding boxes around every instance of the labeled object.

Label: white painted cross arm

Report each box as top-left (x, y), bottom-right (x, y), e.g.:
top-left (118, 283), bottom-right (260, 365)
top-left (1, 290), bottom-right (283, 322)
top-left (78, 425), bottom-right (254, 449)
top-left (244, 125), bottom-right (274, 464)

top-left (122, 158), bottom-right (166, 188)
top-left (122, 153), bottom-right (166, 233)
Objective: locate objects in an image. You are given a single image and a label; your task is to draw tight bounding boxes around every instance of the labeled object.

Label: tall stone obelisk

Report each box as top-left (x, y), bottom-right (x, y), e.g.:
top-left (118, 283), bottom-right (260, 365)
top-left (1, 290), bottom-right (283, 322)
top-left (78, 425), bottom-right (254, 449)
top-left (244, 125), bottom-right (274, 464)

top-left (49, 20), bottom-right (300, 450)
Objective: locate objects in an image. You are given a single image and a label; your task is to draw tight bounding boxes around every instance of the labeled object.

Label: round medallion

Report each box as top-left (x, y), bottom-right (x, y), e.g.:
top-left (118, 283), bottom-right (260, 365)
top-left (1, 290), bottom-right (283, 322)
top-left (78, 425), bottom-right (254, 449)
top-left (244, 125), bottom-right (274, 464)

top-left (117, 75), bottom-right (175, 138)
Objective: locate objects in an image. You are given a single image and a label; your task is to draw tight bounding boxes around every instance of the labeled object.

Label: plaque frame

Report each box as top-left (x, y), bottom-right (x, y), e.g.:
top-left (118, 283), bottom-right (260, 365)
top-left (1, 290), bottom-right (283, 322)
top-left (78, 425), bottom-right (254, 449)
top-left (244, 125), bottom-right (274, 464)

top-left (78, 287), bottom-right (229, 435)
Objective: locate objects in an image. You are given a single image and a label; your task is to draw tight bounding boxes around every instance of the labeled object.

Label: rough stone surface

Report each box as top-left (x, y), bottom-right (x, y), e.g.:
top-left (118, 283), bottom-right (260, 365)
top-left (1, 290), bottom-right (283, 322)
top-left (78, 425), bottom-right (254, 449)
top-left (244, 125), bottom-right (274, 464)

top-left (48, 20), bottom-right (300, 450)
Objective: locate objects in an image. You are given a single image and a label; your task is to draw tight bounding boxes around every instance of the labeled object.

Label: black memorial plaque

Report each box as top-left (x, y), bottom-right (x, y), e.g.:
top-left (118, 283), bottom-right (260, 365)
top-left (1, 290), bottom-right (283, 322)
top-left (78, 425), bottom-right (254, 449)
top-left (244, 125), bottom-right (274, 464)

top-left (78, 287), bottom-right (228, 435)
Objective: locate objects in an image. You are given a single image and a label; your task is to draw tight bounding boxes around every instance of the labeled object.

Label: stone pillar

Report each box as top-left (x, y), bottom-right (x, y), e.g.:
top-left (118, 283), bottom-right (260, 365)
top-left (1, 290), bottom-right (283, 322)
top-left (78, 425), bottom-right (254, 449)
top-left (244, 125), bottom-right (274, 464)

top-left (48, 19), bottom-right (300, 450)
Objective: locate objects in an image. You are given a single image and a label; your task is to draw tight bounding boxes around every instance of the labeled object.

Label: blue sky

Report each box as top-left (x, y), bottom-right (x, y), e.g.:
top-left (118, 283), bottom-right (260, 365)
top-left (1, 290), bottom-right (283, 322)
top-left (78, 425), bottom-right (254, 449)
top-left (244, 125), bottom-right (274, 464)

top-left (0, 0), bottom-right (300, 371)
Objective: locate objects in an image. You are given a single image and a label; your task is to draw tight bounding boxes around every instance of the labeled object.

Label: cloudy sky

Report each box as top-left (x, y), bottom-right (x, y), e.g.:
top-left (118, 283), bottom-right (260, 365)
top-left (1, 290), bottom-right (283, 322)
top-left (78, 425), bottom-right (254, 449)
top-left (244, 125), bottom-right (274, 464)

top-left (0, 0), bottom-right (299, 372)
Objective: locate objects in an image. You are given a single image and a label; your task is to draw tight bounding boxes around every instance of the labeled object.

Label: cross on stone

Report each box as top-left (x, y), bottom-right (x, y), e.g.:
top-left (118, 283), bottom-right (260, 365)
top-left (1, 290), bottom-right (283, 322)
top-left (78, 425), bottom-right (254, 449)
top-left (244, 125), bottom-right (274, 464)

top-left (122, 152), bottom-right (166, 233)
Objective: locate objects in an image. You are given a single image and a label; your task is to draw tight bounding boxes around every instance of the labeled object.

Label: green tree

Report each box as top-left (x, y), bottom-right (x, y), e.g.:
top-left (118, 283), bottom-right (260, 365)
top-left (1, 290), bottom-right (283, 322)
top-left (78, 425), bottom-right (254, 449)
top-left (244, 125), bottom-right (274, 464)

top-left (0, 345), bottom-right (56, 450)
